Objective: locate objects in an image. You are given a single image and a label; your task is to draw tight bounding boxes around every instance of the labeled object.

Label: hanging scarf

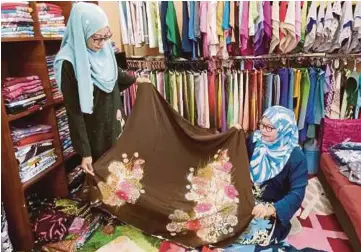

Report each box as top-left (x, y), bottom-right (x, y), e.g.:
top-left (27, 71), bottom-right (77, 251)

top-left (250, 106), bottom-right (299, 184)
top-left (54, 2), bottom-right (118, 114)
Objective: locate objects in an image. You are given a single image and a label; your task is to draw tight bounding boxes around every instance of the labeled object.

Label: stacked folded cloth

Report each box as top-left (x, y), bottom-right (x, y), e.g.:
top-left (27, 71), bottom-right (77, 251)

top-left (2, 76), bottom-right (47, 115)
top-left (46, 55), bottom-right (62, 100)
top-left (12, 124), bottom-right (57, 183)
top-left (56, 107), bottom-right (75, 158)
top-left (1, 1), bottom-right (34, 38)
top-left (37, 3), bottom-right (66, 37)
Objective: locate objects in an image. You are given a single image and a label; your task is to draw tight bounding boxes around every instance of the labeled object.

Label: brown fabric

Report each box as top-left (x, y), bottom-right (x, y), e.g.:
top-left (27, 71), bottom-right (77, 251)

top-left (78, 83), bottom-right (254, 248)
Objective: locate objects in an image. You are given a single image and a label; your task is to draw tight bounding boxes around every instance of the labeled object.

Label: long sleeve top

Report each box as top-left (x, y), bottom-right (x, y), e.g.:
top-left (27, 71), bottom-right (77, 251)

top-left (247, 136), bottom-right (308, 227)
top-left (61, 61), bottom-right (136, 160)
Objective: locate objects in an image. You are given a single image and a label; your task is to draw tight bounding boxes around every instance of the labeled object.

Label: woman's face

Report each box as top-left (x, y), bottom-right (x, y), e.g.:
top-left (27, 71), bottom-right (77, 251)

top-left (259, 117), bottom-right (278, 142)
top-left (86, 26), bottom-right (112, 52)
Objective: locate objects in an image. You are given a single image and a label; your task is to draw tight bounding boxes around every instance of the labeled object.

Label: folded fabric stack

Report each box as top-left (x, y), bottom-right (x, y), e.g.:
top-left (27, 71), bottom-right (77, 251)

top-left (2, 76), bottom-right (47, 115)
top-left (1, 1), bottom-right (34, 38)
top-left (37, 3), bottom-right (66, 37)
top-left (12, 124), bottom-right (56, 183)
top-left (46, 55), bottom-right (62, 100)
top-left (56, 107), bottom-right (75, 158)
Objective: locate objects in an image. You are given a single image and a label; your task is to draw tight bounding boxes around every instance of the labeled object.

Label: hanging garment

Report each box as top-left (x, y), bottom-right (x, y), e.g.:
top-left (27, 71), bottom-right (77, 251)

top-left (288, 69), bottom-right (294, 110)
top-left (279, 68), bottom-right (289, 108)
top-left (249, 71), bottom-right (258, 132)
top-left (187, 72), bottom-right (195, 125)
top-left (254, 1), bottom-right (265, 56)
top-left (221, 72), bottom-right (227, 132)
top-left (199, 2), bottom-right (209, 58)
top-left (339, 1), bottom-right (353, 53)
top-left (330, 70), bottom-right (342, 119)
top-left (217, 71), bottom-right (223, 129)
top-left (169, 71), bottom-right (178, 112)
top-left (269, 1), bottom-right (280, 53)
top-left (155, 1), bottom-right (164, 53)
top-left (146, 2), bottom-right (158, 48)
top-left (273, 74), bottom-right (281, 106)
top-left (238, 71), bottom-right (244, 127)
top-left (156, 71), bottom-right (165, 97)
top-left (119, 2), bottom-right (129, 45)
top-left (176, 72), bottom-right (184, 117)
top-left (303, 1), bottom-right (317, 52)
top-left (181, 1), bottom-right (192, 53)
top-left (293, 69), bottom-right (302, 121)
top-left (165, 1), bottom-right (181, 57)
top-left (278, 1), bottom-right (287, 53)
top-left (329, 2), bottom-right (347, 53)
top-left (314, 69), bottom-right (325, 125)
top-left (182, 72), bottom-right (190, 121)
top-left (233, 71), bottom-right (239, 126)
top-left (194, 72), bottom-right (203, 127)
top-left (240, 1), bottom-right (252, 56)
top-left (279, 1), bottom-right (297, 53)
top-left (208, 71), bottom-right (217, 129)
top-left (78, 83), bottom-right (254, 248)
top-left (349, 2), bottom-right (361, 53)
top-left (226, 71), bottom-right (234, 129)
top-left (257, 70), bottom-right (263, 120)
top-left (300, 67), bottom-right (317, 142)
top-left (324, 64), bottom-right (334, 118)
top-left (264, 73), bottom-right (273, 112)
top-left (343, 72), bottom-right (360, 119)
top-left (312, 1), bottom-right (326, 51)
top-left (298, 68), bottom-right (310, 131)
top-left (294, 1), bottom-right (301, 46)
top-left (318, 2), bottom-right (341, 52)
top-left (202, 71), bottom-right (210, 128)
top-left (164, 71), bottom-right (170, 102)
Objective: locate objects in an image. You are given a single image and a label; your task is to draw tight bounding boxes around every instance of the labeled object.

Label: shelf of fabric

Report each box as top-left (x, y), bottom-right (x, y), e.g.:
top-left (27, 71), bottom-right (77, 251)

top-left (1, 37), bottom-right (42, 43)
top-left (22, 159), bottom-right (62, 191)
top-left (7, 102), bottom-right (53, 122)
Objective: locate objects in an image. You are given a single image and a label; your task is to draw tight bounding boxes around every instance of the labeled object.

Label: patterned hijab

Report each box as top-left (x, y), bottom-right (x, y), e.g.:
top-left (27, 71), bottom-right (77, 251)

top-left (250, 106), bottom-right (299, 184)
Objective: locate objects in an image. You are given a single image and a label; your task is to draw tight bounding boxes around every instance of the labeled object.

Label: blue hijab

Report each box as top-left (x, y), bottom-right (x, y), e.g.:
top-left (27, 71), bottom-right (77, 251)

top-left (54, 2), bottom-right (118, 114)
top-left (250, 106), bottom-right (299, 184)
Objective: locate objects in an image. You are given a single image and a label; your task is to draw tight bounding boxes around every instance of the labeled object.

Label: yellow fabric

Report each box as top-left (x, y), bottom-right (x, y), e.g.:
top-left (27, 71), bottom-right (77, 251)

top-left (217, 1), bottom-right (224, 45)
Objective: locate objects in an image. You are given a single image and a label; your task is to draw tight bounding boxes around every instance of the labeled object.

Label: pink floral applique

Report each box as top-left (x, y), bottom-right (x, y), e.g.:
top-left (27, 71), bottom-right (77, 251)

top-left (97, 152), bottom-right (146, 207)
top-left (166, 149), bottom-right (240, 243)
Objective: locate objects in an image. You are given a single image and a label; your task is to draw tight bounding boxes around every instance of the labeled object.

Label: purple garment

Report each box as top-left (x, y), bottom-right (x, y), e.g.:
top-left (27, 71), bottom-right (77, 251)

top-left (3, 79), bottom-right (42, 92)
top-left (279, 68), bottom-right (289, 108)
top-left (254, 2), bottom-right (271, 55)
top-left (221, 73), bottom-right (227, 132)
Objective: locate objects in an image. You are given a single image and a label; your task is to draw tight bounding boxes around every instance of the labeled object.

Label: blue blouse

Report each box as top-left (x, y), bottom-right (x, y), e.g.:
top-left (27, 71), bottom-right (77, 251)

top-left (247, 136), bottom-right (308, 236)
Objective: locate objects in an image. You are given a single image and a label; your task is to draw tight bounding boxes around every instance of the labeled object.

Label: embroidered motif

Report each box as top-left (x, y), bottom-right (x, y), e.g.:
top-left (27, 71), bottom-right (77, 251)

top-left (97, 152), bottom-right (145, 207)
top-left (166, 149), bottom-right (239, 243)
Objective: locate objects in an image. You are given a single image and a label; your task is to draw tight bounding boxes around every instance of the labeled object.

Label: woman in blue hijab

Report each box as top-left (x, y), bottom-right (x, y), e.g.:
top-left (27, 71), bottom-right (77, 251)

top-left (234, 106), bottom-right (308, 247)
top-left (54, 2), bottom-right (149, 175)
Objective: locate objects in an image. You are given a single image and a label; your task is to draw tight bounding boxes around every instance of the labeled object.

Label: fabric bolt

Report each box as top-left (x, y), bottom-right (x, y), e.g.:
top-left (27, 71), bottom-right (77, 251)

top-left (78, 83), bottom-right (254, 248)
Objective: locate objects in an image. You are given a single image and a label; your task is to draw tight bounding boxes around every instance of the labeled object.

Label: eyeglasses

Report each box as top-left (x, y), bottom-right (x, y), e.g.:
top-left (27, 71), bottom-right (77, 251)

top-left (91, 32), bottom-right (113, 45)
top-left (258, 121), bottom-right (276, 132)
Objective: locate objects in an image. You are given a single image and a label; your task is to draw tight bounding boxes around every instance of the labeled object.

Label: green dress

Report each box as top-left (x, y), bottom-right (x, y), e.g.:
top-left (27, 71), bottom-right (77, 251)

top-left (61, 61), bottom-right (135, 160)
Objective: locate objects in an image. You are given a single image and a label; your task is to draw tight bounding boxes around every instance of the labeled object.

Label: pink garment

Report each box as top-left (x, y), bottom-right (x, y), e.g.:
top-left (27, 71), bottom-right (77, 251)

top-left (295, 1), bottom-right (302, 44)
top-left (156, 71), bottom-right (165, 97)
top-left (3, 79), bottom-right (42, 92)
top-left (3, 84), bottom-right (43, 100)
top-left (200, 2), bottom-right (209, 58)
top-left (240, 1), bottom-right (253, 56)
top-left (3, 76), bottom-right (39, 87)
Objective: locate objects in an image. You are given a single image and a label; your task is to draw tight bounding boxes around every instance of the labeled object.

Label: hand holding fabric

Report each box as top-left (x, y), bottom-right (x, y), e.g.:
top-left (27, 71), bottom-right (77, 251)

top-left (81, 156), bottom-right (94, 176)
top-left (252, 204), bottom-right (276, 219)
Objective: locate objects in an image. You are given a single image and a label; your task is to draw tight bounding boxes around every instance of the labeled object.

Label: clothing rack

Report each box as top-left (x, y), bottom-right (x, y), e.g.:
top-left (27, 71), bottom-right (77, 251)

top-left (126, 53), bottom-right (361, 70)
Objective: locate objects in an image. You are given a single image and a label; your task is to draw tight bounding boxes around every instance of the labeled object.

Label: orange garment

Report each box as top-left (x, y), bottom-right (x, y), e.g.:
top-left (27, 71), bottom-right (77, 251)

top-left (249, 71), bottom-right (258, 131)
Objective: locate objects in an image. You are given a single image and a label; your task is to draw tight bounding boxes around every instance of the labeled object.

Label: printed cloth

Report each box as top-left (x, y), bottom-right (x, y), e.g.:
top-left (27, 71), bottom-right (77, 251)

top-left (77, 83), bottom-right (254, 248)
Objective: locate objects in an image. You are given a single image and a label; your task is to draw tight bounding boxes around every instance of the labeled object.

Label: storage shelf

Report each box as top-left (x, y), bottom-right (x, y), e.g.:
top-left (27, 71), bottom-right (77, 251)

top-left (43, 37), bottom-right (63, 41)
top-left (7, 102), bottom-right (53, 122)
top-left (22, 159), bottom-right (62, 191)
top-left (64, 152), bottom-right (77, 161)
top-left (1, 37), bottom-right (42, 43)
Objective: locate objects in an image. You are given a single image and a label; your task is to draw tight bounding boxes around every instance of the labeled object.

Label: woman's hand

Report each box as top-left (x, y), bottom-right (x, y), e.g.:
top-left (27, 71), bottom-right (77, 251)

top-left (135, 76), bottom-right (152, 84)
top-left (81, 156), bottom-right (95, 176)
top-left (233, 123), bottom-right (242, 130)
top-left (252, 204), bottom-right (276, 219)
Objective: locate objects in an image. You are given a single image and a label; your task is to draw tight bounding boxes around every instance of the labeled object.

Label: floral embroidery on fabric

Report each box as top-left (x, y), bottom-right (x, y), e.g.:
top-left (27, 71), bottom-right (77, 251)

top-left (166, 149), bottom-right (239, 243)
top-left (97, 152), bottom-right (145, 206)
top-left (236, 218), bottom-right (274, 246)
